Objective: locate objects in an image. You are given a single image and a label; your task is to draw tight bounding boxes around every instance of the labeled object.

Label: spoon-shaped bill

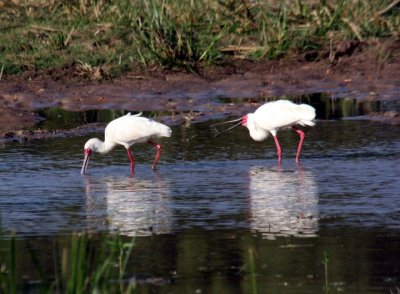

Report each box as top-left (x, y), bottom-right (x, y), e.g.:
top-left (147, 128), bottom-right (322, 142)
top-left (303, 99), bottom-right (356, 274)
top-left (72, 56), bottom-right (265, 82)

top-left (213, 121), bottom-right (243, 138)
top-left (210, 117), bottom-right (242, 128)
top-left (81, 149), bottom-right (92, 175)
top-left (210, 117), bottom-right (243, 138)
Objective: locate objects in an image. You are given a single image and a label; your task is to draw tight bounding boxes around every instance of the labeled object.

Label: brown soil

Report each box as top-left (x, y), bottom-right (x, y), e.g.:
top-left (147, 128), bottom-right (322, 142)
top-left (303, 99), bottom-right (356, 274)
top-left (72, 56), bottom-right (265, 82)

top-left (1, 37), bottom-right (400, 142)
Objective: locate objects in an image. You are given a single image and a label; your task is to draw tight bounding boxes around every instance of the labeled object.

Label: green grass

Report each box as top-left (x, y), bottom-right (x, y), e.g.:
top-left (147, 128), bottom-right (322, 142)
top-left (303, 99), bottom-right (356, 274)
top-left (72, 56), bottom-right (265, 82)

top-left (323, 251), bottom-right (330, 293)
top-left (0, 233), bottom-right (136, 293)
top-left (0, 0), bottom-right (399, 78)
top-left (248, 248), bottom-right (258, 294)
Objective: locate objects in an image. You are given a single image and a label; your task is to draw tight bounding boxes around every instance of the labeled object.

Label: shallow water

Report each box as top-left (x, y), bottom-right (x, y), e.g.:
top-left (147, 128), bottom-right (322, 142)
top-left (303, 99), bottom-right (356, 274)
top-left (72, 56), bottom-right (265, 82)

top-left (1, 109), bottom-right (400, 292)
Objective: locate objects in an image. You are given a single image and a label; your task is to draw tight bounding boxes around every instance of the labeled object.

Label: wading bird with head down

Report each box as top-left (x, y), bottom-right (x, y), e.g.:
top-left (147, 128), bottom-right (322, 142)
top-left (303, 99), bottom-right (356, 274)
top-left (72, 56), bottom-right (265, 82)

top-left (81, 112), bottom-right (172, 175)
top-left (212, 100), bottom-right (316, 163)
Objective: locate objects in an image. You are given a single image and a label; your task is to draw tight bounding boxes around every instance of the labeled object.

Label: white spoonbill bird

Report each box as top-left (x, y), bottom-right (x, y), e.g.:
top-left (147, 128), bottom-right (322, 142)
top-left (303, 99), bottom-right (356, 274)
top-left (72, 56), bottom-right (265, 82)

top-left (81, 113), bottom-right (172, 175)
top-left (212, 100), bottom-right (316, 163)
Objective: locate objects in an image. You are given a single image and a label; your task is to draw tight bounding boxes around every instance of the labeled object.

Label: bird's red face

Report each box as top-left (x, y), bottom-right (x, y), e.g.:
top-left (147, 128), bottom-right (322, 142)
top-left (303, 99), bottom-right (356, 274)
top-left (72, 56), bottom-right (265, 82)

top-left (241, 115), bottom-right (248, 126)
top-left (84, 148), bottom-right (92, 156)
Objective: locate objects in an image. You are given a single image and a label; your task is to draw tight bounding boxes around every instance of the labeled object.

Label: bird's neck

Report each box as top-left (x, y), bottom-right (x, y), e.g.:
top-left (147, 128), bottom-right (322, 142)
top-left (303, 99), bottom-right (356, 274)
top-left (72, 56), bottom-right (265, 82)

top-left (246, 114), bottom-right (269, 142)
top-left (96, 140), bottom-right (117, 154)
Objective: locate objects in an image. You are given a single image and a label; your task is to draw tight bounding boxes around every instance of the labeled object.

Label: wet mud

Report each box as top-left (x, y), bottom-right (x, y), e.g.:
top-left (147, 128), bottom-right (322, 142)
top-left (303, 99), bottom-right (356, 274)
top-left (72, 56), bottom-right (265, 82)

top-left (1, 38), bottom-right (400, 142)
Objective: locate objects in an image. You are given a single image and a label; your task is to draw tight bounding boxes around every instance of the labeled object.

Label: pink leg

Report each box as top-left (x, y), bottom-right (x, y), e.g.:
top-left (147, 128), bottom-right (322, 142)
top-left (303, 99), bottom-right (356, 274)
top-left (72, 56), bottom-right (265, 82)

top-left (292, 126), bottom-right (305, 163)
top-left (273, 136), bottom-right (282, 163)
top-left (126, 148), bottom-right (135, 175)
top-left (148, 140), bottom-right (162, 170)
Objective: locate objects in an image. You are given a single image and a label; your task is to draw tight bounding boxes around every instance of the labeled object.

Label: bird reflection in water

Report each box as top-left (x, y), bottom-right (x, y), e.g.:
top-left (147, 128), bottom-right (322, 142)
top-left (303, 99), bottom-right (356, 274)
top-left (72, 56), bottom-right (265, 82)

top-left (84, 174), bottom-right (172, 236)
top-left (248, 166), bottom-right (318, 239)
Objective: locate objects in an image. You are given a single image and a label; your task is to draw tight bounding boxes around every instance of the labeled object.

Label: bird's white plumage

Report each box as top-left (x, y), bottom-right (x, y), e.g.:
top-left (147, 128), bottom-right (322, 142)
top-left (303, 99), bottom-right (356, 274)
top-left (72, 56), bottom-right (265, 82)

top-left (81, 113), bottom-right (172, 175)
top-left (245, 100), bottom-right (315, 141)
top-left (105, 113), bottom-right (172, 149)
top-left (238, 99), bottom-right (316, 162)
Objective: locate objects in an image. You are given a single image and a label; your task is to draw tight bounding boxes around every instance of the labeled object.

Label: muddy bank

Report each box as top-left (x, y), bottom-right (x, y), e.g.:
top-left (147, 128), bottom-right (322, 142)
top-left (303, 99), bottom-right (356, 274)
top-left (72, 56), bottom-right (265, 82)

top-left (1, 38), bottom-right (400, 142)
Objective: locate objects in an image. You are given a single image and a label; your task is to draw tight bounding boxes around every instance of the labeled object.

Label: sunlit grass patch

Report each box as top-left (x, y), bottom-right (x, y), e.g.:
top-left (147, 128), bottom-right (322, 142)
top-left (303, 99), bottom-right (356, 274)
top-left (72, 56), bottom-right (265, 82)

top-left (0, 0), bottom-right (399, 78)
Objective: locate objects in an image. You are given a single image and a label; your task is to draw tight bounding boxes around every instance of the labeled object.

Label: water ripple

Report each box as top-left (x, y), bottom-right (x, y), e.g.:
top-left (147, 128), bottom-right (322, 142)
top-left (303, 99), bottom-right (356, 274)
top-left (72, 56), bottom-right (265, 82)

top-left (0, 119), bottom-right (399, 237)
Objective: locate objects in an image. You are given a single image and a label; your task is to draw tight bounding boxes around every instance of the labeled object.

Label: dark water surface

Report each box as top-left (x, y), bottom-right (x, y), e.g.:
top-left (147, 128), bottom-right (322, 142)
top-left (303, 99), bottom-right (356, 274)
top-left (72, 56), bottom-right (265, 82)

top-left (1, 108), bottom-right (400, 292)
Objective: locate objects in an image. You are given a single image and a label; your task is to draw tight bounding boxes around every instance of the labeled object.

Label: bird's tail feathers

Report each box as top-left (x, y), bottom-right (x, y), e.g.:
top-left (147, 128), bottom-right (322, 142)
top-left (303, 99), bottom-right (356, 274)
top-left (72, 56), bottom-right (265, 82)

top-left (297, 104), bottom-right (316, 126)
top-left (152, 121), bottom-right (172, 137)
top-left (126, 112), bottom-right (143, 117)
top-left (300, 120), bottom-right (316, 127)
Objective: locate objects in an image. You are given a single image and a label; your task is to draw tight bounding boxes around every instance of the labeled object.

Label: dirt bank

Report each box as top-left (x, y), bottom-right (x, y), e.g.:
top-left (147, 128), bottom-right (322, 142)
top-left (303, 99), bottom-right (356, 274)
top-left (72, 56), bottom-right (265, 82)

top-left (1, 37), bottom-right (400, 142)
